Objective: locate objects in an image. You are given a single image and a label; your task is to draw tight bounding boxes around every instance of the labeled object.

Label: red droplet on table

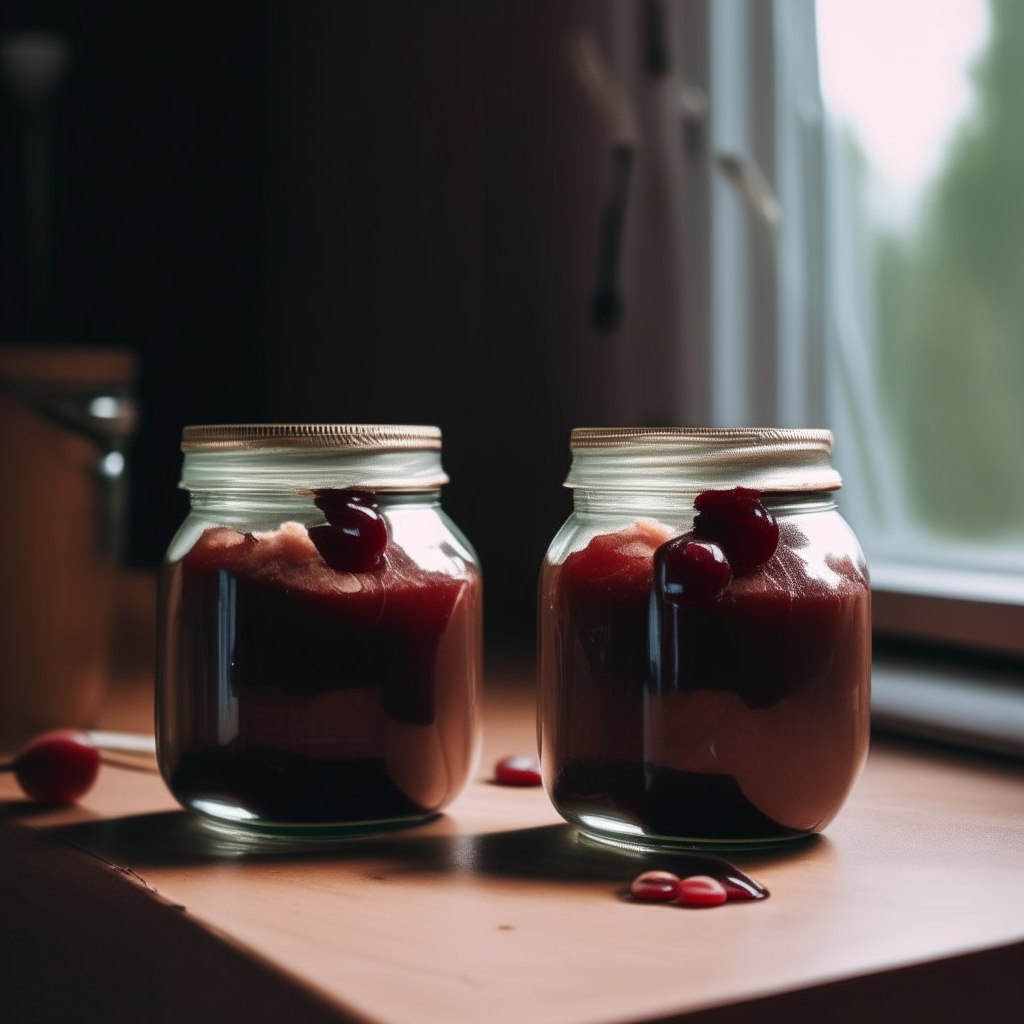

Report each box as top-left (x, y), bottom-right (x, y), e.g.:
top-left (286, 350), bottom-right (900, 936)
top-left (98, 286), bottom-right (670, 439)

top-left (678, 875), bottom-right (729, 907)
top-left (630, 870), bottom-right (681, 902)
top-left (494, 755), bottom-right (542, 786)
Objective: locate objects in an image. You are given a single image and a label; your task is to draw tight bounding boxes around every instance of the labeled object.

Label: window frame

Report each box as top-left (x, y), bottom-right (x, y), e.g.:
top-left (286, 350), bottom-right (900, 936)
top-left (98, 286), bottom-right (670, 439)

top-left (690, 0), bottom-right (1024, 661)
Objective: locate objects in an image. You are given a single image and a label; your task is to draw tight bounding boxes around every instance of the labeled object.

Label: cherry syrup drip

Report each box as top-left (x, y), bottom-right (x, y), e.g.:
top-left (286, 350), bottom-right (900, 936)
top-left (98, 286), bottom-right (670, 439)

top-left (671, 856), bottom-right (767, 899)
top-left (628, 860), bottom-right (769, 904)
top-left (494, 754), bottom-right (543, 786)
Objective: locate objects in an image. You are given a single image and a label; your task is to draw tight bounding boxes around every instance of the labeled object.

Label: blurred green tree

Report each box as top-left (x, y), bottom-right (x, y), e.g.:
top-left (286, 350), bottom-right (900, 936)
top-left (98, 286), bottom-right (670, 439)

top-left (877, 0), bottom-right (1024, 537)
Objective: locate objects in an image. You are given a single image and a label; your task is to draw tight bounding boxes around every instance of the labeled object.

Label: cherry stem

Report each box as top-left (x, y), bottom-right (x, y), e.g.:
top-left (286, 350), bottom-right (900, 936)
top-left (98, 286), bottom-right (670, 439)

top-left (0, 754), bottom-right (157, 775)
top-left (0, 731), bottom-right (158, 775)
top-left (99, 754), bottom-right (159, 774)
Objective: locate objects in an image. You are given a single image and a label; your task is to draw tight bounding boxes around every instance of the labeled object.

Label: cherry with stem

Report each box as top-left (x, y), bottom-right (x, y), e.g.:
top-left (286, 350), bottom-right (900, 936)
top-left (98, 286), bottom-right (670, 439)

top-left (0, 729), bottom-right (101, 803)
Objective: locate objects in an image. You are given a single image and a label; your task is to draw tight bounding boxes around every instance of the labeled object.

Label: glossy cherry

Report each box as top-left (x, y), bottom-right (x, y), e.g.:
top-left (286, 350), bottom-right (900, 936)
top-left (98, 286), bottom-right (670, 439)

top-left (4, 729), bottom-right (101, 803)
top-left (313, 488), bottom-right (380, 523)
top-left (692, 487), bottom-right (779, 576)
top-left (494, 754), bottom-right (542, 786)
top-left (630, 870), bottom-right (681, 902)
top-left (309, 489), bottom-right (388, 573)
top-left (656, 534), bottom-right (732, 604)
top-left (677, 875), bottom-right (728, 907)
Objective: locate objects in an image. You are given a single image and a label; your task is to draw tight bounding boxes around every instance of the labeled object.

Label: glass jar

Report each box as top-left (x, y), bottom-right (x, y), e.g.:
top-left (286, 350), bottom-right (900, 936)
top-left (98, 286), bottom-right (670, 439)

top-left (538, 428), bottom-right (870, 848)
top-left (156, 424), bottom-right (482, 835)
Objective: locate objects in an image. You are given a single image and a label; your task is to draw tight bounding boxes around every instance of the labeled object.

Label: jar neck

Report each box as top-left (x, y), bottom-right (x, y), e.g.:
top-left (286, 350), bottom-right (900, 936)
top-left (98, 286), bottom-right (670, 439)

top-left (570, 488), bottom-right (838, 517)
top-left (179, 447), bottom-right (448, 493)
top-left (187, 488), bottom-right (442, 516)
top-left (565, 435), bottom-right (842, 494)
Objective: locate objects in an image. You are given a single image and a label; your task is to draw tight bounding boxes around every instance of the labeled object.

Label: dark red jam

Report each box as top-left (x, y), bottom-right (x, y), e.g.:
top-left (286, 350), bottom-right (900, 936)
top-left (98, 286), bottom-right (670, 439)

top-left (539, 489), bottom-right (870, 842)
top-left (158, 490), bottom-right (481, 825)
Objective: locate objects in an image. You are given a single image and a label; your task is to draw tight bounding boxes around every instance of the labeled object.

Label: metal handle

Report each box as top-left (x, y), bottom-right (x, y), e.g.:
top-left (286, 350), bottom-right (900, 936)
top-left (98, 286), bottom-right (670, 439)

top-left (570, 32), bottom-right (638, 334)
top-left (714, 152), bottom-right (782, 237)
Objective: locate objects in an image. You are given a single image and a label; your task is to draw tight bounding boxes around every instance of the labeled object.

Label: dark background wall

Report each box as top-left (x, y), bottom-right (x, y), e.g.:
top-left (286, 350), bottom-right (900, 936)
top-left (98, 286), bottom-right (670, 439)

top-left (0, 0), bottom-right (274, 567)
top-left (0, 0), bottom-right (702, 644)
top-left (273, 1), bottom-right (629, 641)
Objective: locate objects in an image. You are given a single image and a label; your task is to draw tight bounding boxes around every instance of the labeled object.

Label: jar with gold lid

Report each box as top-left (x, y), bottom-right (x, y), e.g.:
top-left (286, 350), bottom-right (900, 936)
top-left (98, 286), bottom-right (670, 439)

top-left (538, 427), bottom-right (870, 848)
top-left (156, 424), bottom-right (482, 835)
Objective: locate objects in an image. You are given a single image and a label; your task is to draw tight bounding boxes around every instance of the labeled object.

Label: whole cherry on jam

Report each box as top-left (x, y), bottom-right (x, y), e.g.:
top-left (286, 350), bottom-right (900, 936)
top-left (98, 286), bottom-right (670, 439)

top-left (1, 729), bottom-right (101, 803)
top-left (692, 487), bottom-right (779, 576)
top-left (630, 870), bottom-right (681, 902)
top-left (494, 754), bottom-right (542, 786)
top-left (313, 488), bottom-right (379, 523)
top-left (310, 489), bottom-right (388, 573)
top-left (656, 534), bottom-right (732, 604)
top-left (677, 875), bottom-right (728, 907)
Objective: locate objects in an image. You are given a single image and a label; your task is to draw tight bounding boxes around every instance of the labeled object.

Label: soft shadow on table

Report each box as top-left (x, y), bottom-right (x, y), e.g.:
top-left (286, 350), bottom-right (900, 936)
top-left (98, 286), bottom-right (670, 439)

top-left (49, 810), bottom-right (824, 883)
top-left (0, 798), bottom-right (76, 821)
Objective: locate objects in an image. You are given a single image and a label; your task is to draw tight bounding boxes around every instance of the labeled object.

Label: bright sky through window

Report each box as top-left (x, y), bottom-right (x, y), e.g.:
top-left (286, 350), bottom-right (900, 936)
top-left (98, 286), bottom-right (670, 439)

top-left (817, 0), bottom-right (990, 228)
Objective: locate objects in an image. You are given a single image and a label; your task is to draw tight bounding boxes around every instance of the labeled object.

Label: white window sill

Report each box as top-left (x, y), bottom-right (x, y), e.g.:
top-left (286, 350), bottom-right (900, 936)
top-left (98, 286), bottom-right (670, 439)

top-left (872, 656), bottom-right (1024, 759)
top-left (870, 559), bottom-right (1024, 606)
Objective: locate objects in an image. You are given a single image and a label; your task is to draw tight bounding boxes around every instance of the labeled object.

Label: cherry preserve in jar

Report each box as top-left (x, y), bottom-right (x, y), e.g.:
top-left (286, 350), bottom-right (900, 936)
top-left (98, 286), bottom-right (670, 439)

top-left (157, 424), bottom-right (482, 834)
top-left (538, 428), bottom-right (870, 848)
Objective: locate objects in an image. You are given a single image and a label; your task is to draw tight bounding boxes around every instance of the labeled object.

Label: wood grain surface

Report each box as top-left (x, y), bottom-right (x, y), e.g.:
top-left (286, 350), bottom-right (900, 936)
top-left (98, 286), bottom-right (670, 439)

top-left (2, 672), bottom-right (1024, 1023)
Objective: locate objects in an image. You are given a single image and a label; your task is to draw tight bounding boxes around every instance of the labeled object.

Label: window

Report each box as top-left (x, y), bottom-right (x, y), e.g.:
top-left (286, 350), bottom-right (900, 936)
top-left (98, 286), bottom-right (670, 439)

top-left (684, 0), bottom-right (1024, 754)
top-left (818, 0), bottom-right (1024, 629)
top-left (814, 0), bottom-right (1024, 753)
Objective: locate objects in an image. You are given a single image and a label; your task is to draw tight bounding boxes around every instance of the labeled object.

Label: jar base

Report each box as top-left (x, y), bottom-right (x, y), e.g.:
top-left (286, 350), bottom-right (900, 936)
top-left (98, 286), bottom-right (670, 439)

top-left (575, 815), bottom-right (815, 853)
top-left (187, 797), bottom-right (439, 843)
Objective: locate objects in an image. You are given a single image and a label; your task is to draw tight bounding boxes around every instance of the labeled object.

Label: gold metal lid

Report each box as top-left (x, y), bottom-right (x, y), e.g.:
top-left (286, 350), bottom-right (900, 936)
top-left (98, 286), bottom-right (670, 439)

top-left (181, 423), bottom-right (442, 453)
top-left (178, 423), bottom-right (448, 492)
top-left (570, 426), bottom-right (832, 451)
top-left (566, 427), bottom-right (841, 493)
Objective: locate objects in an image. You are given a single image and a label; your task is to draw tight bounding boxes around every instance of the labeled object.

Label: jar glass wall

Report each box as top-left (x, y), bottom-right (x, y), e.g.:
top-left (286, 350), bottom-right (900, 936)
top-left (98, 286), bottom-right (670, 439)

top-left (156, 425), bottom-right (482, 835)
top-left (538, 428), bottom-right (871, 848)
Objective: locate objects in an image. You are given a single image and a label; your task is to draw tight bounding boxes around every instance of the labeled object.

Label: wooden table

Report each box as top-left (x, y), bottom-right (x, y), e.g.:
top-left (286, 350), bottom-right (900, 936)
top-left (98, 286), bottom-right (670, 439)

top-left (3, 672), bottom-right (1024, 1023)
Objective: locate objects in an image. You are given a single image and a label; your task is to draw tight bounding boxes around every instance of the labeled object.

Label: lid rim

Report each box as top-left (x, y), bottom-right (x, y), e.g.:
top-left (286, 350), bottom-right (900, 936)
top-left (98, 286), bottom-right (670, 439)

top-left (181, 423), bottom-right (442, 453)
top-left (563, 481), bottom-right (842, 493)
top-left (565, 426), bottom-right (841, 493)
top-left (570, 426), bottom-right (833, 450)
